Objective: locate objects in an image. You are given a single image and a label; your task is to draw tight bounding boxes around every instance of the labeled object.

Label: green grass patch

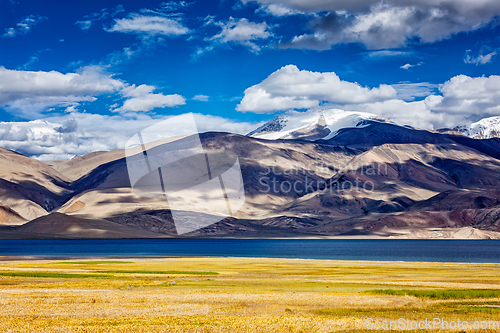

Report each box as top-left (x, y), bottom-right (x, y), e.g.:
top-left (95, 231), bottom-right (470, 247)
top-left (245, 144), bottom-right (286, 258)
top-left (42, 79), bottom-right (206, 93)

top-left (367, 289), bottom-right (500, 299)
top-left (53, 261), bottom-right (134, 265)
top-left (0, 272), bottom-right (113, 279)
top-left (99, 270), bottom-right (218, 275)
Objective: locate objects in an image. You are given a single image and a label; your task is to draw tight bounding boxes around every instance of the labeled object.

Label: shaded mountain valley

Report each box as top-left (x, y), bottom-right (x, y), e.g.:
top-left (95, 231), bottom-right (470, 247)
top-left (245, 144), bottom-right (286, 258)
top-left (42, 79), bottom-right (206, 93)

top-left (2, 117), bottom-right (500, 239)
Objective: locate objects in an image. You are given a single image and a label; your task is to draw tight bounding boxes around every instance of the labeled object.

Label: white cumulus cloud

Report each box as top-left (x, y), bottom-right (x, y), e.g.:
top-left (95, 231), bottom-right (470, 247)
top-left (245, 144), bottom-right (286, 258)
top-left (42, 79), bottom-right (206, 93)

top-left (0, 67), bottom-right (188, 117)
top-left (237, 65), bottom-right (500, 129)
top-left (344, 99), bottom-right (450, 130)
top-left (346, 75), bottom-right (500, 128)
top-left (0, 66), bottom-right (125, 117)
top-left (237, 64), bottom-right (397, 113)
top-left (427, 75), bottom-right (500, 115)
top-left (114, 84), bottom-right (186, 112)
top-left (0, 112), bottom-right (263, 160)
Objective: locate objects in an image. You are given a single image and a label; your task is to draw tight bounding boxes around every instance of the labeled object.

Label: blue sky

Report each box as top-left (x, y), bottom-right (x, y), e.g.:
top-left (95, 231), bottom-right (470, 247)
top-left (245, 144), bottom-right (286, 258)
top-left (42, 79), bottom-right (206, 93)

top-left (0, 0), bottom-right (499, 159)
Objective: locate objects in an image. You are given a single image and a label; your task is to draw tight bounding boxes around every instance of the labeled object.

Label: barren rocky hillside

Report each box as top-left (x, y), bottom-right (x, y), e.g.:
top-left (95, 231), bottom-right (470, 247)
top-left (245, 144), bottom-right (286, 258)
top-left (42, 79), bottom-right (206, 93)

top-left (2, 118), bottom-right (500, 239)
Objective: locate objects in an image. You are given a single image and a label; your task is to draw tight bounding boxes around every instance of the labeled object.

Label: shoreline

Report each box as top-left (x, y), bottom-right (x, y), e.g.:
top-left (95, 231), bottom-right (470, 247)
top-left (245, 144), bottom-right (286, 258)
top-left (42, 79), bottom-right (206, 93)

top-left (1, 255), bottom-right (499, 265)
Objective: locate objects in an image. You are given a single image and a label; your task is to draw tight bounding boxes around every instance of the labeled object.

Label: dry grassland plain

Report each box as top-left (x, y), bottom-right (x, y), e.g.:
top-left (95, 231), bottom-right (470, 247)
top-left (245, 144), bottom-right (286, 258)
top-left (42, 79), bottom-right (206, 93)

top-left (0, 257), bottom-right (499, 332)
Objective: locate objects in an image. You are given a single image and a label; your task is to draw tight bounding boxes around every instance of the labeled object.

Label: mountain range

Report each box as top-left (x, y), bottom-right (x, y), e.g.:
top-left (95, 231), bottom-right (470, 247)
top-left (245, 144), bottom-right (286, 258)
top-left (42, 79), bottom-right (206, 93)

top-left (2, 109), bottom-right (500, 239)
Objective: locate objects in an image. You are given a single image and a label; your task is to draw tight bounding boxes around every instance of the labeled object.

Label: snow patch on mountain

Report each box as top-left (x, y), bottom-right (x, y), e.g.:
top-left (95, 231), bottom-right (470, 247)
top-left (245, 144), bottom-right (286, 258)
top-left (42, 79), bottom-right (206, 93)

top-left (247, 109), bottom-right (389, 141)
top-left (454, 116), bottom-right (500, 139)
top-left (247, 114), bottom-right (289, 136)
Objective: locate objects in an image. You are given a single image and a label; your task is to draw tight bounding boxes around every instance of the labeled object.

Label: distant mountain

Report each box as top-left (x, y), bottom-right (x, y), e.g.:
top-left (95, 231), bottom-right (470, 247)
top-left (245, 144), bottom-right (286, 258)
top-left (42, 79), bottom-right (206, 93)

top-left (454, 116), bottom-right (500, 139)
top-left (0, 147), bottom-right (71, 221)
top-left (3, 114), bottom-right (500, 238)
top-left (247, 109), bottom-right (391, 141)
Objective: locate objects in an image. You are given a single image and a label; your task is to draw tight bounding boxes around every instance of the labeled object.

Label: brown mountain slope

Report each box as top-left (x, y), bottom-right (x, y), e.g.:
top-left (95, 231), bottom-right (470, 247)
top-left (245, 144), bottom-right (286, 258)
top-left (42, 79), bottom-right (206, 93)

top-left (45, 137), bottom-right (180, 181)
top-left (15, 212), bottom-right (168, 238)
top-left (56, 133), bottom-right (363, 221)
top-left (46, 150), bottom-right (126, 181)
top-left (2, 123), bottom-right (500, 238)
top-left (364, 208), bottom-right (500, 239)
top-left (0, 147), bottom-right (70, 194)
top-left (62, 133), bottom-right (500, 238)
top-left (0, 204), bottom-right (26, 225)
top-left (0, 179), bottom-right (49, 220)
top-left (0, 147), bottom-right (71, 220)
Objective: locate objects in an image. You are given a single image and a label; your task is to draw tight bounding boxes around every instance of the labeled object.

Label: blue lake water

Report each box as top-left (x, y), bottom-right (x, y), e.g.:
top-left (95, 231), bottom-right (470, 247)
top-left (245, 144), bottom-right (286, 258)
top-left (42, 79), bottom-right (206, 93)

top-left (0, 239), bottom-right (499, 263)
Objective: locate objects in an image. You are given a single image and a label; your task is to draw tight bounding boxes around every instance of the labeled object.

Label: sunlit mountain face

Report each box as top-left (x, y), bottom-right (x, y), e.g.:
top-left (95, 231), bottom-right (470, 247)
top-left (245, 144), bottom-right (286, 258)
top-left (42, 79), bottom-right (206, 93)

top-left (3, 122), bottom-right (500, 238)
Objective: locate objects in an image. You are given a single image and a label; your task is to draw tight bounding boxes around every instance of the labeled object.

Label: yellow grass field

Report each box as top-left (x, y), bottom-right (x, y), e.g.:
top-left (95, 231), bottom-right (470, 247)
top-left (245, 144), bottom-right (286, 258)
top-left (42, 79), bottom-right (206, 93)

top-left (0, 257), bottom-right (499, 332)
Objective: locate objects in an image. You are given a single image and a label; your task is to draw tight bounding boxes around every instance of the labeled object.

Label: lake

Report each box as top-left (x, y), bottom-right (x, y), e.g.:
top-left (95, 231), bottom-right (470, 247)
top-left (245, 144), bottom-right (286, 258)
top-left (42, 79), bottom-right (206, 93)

top-left (1, 239), bottom-right (499, 263)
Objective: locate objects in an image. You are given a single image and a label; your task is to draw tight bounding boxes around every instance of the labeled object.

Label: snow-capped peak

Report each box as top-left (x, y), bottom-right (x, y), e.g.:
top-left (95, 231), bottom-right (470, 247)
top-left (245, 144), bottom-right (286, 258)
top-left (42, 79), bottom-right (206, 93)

top-left (246, 114), bottom-right (289, 137)
top-left (247, 108), bottom-right (389, 141)
top-left (454, 116), bottom-right (500, 139)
